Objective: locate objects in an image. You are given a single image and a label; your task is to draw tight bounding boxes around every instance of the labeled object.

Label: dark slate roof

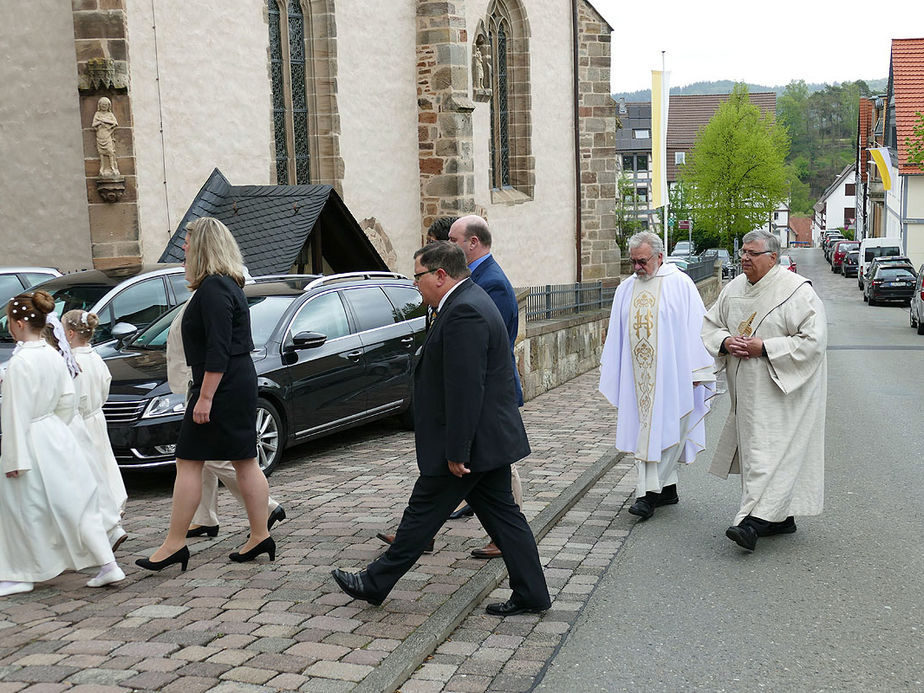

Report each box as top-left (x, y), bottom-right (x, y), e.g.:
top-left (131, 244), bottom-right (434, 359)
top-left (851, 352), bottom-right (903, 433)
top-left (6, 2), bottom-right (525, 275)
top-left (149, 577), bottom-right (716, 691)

top-left (159, 169), bottom-right (388, 275)
top-left (615, 101), bottom-right (652, 153)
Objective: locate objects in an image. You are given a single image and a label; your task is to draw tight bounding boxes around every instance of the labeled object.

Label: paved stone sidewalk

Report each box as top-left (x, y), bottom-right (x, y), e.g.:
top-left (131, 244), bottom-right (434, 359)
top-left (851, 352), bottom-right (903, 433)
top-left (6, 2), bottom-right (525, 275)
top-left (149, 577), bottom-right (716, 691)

top-left (0, 370), bottom-right (629, 692)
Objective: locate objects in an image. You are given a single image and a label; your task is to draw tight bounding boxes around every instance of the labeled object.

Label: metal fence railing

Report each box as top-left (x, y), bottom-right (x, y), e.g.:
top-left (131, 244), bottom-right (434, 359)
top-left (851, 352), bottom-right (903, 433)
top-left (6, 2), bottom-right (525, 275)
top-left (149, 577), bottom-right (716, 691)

top-left (522, 281), bottom-right (616, 322)
top-left (681, 257), bottom-right (716, 283)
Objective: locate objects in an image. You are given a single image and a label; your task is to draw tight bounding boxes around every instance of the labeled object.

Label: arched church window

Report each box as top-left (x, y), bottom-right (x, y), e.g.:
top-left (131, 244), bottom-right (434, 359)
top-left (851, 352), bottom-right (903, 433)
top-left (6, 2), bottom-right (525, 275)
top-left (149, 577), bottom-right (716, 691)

top-left (485, 0), bottom-right (532, 200)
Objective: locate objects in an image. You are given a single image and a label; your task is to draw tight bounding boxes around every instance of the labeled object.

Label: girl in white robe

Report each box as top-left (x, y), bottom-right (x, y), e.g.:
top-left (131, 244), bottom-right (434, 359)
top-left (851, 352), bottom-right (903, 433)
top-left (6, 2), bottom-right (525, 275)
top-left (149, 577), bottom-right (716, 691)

top-left (62, 309), bottom-right (128, 549)
top-left (0, 292), bottom-right (124, 597)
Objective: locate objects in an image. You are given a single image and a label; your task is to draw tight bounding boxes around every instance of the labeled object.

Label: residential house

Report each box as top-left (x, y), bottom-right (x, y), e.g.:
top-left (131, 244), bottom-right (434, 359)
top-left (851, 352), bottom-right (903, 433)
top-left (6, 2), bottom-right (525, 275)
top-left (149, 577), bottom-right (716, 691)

top-left (614, 100), bottom-right (658, 232)
top-left (854, 95), bottom-right (888, 240)
top-left (788, 216), bottom-right (813, 247)
top-left (812, 164), bottom-right (856, 243)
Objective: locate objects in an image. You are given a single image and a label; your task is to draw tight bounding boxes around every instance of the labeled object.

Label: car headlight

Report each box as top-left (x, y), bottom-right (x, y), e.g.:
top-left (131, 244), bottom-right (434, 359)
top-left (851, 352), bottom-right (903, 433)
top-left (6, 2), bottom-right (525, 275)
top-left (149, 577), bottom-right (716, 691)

top-left (142, 393), bottom-right (187, 419)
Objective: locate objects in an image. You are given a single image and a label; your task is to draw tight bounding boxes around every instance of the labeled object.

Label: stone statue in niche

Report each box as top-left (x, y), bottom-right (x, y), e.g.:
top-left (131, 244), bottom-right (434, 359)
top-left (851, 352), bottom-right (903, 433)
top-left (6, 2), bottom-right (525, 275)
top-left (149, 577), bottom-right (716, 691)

top-left (92, 97), bottom-right (120, 177)
top-left (472, 38), bottom-right (492, 102)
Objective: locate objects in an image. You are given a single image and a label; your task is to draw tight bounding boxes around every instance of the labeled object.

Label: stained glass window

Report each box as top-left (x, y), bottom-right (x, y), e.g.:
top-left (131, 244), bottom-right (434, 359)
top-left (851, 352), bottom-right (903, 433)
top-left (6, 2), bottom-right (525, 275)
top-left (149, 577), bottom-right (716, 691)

top-left (268, 0), bottom-right (289, 183)
top-left (489, 20), bottom-right (511, 190)
top-left (287, 0), bottom-right (310, 184)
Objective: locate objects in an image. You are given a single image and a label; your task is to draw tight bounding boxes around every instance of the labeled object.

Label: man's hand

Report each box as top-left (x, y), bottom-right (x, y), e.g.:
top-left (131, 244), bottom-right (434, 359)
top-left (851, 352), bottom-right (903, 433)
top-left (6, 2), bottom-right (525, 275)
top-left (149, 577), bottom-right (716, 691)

top-left (726, 336), bottom-right (764, 359)
top-left (193, 395), bottom-right (212, 424)
top-left (6, 470), bottom-right (21, 478)
top-left (448, 460), bottom-right (471, 478)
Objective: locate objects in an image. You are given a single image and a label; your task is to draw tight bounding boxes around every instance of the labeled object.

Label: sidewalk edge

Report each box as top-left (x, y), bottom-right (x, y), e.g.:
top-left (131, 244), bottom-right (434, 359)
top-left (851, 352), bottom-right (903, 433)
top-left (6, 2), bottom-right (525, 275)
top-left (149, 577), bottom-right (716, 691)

top-left (352, 448), bottom-right (625, 693)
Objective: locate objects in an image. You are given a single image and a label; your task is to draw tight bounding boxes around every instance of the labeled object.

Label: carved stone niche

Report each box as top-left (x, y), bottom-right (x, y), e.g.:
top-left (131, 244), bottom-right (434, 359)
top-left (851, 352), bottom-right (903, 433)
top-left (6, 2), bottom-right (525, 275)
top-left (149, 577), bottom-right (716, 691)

top-left (78, 58), bottom-right (129, 91)
top-left (471, 25), bottom-right (492, 103)
top-left (95, 176), bottom-right (126, 203)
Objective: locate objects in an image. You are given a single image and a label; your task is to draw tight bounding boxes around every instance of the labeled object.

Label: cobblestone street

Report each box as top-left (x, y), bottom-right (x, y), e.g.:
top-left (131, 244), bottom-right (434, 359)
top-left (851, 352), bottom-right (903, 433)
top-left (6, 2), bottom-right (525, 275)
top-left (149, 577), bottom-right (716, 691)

top-left (0, 370), bottom-right (637, 692)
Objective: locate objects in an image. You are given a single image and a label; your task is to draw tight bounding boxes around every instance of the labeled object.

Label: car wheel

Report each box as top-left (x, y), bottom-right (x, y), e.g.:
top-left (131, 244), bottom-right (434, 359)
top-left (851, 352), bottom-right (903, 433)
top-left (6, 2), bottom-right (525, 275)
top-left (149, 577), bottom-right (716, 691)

top-left (868, 295), bottom-right (876, 306)
top-left (910, 308), bottom-right (916, 328)
top-left (863, 291), bottom-right (868, 302)
top-left (918, 315), bottom-right (924, 336)
top-left (255, 397), bottom-right (285, 477)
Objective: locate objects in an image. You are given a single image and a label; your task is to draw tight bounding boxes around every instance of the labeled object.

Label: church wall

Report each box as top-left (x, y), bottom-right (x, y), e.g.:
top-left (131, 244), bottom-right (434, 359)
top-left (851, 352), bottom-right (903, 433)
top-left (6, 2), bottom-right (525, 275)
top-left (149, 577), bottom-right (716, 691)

top-left (335, 0), bottom-right (423, 277)
top-left (0, 1), bottom-right (93, 271)
top-left (468, 0), bottom-right (577, 287)
top-left (126, 0), bottom-right (274, 263)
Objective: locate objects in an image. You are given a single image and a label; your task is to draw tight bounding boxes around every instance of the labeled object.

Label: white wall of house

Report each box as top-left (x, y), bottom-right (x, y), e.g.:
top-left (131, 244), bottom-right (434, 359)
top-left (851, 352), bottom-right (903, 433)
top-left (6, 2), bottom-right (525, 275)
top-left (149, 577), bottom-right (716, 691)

top-left (126, 0), bottom-right (274, 263)
top-left (902, 175), bottom-right (924, 271)
top-left (818, 170), bottom-right (857, 232)
top-left (0, 0), bottom-right (93, 271)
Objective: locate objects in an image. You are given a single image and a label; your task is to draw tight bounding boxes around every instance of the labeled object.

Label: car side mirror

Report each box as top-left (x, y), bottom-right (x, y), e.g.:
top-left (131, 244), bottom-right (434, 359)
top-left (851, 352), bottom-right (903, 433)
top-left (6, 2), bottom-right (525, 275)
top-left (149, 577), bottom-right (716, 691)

top-left (290, 330), bottom-right (327, 350)
top-left (112, 322), bottom-right (138, 345)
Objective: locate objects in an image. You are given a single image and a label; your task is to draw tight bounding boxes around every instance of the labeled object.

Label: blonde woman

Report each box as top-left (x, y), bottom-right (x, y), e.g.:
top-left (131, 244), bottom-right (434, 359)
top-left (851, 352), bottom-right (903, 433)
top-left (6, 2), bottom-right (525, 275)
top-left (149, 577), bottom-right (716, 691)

top-left (136, 217), bottom-right (273, 571)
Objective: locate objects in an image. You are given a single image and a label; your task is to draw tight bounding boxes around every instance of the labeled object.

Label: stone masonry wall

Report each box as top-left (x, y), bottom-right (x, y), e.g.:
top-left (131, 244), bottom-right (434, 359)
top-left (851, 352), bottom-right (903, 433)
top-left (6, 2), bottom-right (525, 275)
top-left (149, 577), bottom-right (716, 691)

top-left (72, 0), bottom-right (141, 269)
top-left (416, 0), bottom-right (477, 242)
top-left (576, 0), bottom-right (619, 281)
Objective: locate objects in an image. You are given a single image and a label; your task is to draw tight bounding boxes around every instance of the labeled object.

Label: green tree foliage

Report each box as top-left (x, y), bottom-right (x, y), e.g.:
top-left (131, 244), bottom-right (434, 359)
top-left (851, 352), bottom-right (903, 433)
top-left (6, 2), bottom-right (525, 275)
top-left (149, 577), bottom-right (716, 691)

top-left (907, 111), bottom-right (924, 166)
top-left (680, 84), bottom-right (790, 248)
top-left (779, 79), bottom-right (873, 213)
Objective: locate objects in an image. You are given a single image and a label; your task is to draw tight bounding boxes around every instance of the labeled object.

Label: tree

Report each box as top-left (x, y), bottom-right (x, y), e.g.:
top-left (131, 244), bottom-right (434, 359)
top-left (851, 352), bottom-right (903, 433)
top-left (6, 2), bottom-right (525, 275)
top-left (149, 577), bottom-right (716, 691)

top-left (680, 83), bottom-right (790, 247)
top-left (907, 111), bottom-right (924, 166)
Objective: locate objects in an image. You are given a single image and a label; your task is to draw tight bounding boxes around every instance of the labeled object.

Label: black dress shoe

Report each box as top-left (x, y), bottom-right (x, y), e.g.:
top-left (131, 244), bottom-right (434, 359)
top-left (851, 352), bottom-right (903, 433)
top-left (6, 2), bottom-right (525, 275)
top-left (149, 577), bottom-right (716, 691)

top-left (375, 532), bottom-right (434, 553)
top-left (331, 569), bottom-right (384, 606)
top-left (268, 506), bottom-right (287, 531)
top-left (627, 495), bottom-right (655, 520)
top-left (485, 598), bottom-right (550, 616)
top-left (135, 546), bottom-right (190, 572)
top-left (725, 524), bottom-right (758, 551)
top-left (655, 484), bottom-right (679, 505)
top-left (760, 516), bottom-right (797, 536)
top-left (229, 536), bottom-right (276, 562)
top-left (449, 504), bottom-right (474, 520)
top-left (186, 524), bottom-right (219, 539)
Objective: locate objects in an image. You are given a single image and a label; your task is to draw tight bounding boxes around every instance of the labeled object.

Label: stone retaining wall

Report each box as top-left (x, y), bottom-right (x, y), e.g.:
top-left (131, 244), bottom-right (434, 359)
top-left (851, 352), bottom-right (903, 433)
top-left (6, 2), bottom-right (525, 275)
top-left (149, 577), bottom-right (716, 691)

top-left (518, 268), bottom-right (721, 402)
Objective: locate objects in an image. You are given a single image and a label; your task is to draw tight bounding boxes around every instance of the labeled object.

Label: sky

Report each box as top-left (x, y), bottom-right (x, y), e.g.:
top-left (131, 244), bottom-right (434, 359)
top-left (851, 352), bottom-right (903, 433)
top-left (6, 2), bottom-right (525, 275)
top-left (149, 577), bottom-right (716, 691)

top-left (591, 0), bottom-right (921, 94)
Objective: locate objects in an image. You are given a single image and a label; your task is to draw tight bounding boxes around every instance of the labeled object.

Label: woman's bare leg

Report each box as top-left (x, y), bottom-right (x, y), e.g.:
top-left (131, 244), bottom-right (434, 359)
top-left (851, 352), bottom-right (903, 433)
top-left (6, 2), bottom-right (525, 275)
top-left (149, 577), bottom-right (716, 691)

top-left (231, 458), bottom-right (270, 552)
top-left (148, 458), bottom-right (203, 561)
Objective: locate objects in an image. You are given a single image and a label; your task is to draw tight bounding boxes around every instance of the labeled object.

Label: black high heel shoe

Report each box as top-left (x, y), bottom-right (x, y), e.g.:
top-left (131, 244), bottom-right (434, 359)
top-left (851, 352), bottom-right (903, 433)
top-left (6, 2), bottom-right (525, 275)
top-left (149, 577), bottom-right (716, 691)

top-left (448, 503), bottom-right (474, 520)
top-left (229, 536), bottom-right (276, 563)
top-left (135, 546), bottom-right (190, 572)
top-left (186, 524), bottom-right (219, 538)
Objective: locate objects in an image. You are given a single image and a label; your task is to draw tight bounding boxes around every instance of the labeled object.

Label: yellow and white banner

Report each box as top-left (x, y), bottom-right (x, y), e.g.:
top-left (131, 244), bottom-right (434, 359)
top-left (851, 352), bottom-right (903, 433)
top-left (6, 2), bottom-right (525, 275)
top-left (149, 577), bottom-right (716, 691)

top-left (868, 147), bottom-right (896, 191)
top-left (651, 69), bottom-right (670, 208)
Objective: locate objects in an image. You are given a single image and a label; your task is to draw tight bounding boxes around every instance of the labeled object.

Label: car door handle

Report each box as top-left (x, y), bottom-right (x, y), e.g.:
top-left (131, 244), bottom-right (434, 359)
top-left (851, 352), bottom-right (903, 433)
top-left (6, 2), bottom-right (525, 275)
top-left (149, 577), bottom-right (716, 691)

top-left (400, 336), bottom-right (414, 347)
top-left (347, 350), bottom-right (363, 361)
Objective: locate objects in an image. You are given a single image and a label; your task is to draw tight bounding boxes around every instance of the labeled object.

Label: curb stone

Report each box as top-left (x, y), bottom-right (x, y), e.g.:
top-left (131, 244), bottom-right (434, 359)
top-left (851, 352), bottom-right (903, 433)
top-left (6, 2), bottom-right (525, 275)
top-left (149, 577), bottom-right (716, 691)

top-left (352, 449), bottom-right (624, 693)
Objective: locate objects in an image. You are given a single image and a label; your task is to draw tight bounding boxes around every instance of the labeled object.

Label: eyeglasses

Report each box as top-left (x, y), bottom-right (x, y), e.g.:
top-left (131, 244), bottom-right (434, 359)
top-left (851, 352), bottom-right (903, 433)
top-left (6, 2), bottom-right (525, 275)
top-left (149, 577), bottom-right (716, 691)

top-left (630, 256), bottom-right (653, 266)
top-left (737, 249), bottom-right (774, 259)
top-left (413, 267), bottom-right (440, 281)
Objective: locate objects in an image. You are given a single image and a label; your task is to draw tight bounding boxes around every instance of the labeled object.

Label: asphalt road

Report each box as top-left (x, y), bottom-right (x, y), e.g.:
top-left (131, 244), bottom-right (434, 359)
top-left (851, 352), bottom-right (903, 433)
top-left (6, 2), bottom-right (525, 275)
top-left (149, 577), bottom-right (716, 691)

top-left (535, 248), bottom-right (924, 692)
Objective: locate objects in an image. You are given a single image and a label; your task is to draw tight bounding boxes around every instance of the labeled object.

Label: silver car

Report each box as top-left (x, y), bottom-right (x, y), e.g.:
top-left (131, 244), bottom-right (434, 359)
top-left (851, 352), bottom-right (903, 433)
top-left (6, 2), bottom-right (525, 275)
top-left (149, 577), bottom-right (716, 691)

top-left (909, 264), bottom-right (924, 335)
top-left (0, 266), bottom-right (62, 305)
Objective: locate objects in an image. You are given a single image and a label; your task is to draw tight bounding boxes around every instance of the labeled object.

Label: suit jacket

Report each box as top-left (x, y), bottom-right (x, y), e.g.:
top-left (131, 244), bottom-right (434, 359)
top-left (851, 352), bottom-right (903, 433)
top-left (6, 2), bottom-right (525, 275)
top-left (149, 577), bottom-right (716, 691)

top-left (470, 255), bottom-right (523, 406)
top-left (413, 279), bottom-right (530, 476)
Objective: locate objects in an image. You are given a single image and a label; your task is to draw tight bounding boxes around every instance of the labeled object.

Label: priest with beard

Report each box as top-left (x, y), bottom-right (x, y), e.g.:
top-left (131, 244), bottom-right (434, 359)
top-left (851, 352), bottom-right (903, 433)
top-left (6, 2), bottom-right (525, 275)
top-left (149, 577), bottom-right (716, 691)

top-left (702, 229), bottom-right (827, 552)
top-left (599, 232), bottom-right (716, 521)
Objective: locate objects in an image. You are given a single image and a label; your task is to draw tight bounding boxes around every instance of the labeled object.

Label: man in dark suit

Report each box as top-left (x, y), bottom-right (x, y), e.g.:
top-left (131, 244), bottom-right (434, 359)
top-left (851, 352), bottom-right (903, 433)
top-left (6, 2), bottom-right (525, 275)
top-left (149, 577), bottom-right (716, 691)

top-left (332, 242), bottom-right (550, 616)
top-left (447, 215), bottom-right (523, 559)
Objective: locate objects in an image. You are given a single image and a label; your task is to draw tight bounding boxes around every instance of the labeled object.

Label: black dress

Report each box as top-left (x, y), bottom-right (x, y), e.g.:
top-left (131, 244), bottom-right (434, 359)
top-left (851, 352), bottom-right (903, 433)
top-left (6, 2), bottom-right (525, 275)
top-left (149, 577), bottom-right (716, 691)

top-left (175, 274), bottom-right (257, 461)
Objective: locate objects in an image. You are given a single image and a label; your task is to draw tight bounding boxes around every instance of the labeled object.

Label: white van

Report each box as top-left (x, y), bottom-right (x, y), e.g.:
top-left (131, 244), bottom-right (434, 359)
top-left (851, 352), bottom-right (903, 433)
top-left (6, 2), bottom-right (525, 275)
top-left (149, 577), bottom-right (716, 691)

top-left (858, 237), bottom-right (903, 289)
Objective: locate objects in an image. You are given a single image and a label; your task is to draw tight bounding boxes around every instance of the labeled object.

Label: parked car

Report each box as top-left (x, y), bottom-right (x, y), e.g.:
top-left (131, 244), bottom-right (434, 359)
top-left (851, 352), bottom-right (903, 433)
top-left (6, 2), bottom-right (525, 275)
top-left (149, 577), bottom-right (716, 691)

top-left (823, 234), bottom-right (846, 262)
top-left (670, 240), bottom-right (696, 256)
top-left (831, 240), bottom-right (859, 273)
top-left (862, 256), bottom-right (915, 302)
top-left (0, 266), bottom-right (62, 306)
top-left (909, 264), bottom-right (924, 335)
top-left (101, 272), bottom-right (426, 475)
top-left (700, 248), bottom-right (733, 278)
top-left (866, 265), bottom-right (917, 306)
top-left (664, 256), bottom-right (690, 270)
top-left (842, 249), bottom-right (860, 278)
top-left (858, 237), bottom-right (903, 290)
top-left (778, 255), bottom-right (797, 272)
top-left (0, 265), bottom-right (188, 365)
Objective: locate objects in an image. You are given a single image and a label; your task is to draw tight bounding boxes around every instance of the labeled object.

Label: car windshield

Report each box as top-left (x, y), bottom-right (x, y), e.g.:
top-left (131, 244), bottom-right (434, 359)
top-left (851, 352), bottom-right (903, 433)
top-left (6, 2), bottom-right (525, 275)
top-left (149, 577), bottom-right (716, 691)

top-left (876, 268), bottom-right (915, 280)
top-left (128, 295), bottom-right (297, 350)
top-left (0, 282), bottom-right (112, 343)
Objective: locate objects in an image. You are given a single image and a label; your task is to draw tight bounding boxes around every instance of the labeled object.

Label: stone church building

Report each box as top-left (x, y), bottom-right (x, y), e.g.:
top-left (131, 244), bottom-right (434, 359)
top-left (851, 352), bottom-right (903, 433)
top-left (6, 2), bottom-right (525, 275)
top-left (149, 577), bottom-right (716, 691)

top-left (2, 0), bottom-right (619, 286)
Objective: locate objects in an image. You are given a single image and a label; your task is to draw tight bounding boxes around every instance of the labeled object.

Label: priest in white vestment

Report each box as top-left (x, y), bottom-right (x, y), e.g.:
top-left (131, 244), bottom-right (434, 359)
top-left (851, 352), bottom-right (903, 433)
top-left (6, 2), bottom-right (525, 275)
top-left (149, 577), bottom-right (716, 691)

top-left (599, 232), bottom-right (716, 520)
top-left (702, 229), bottom-right (827, 552)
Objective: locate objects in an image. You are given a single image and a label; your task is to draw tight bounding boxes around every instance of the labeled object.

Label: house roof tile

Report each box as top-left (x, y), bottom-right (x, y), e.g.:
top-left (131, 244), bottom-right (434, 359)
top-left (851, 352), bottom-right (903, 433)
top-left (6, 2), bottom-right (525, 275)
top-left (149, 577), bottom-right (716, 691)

top-left (891, 38), bottom-right (924, 175)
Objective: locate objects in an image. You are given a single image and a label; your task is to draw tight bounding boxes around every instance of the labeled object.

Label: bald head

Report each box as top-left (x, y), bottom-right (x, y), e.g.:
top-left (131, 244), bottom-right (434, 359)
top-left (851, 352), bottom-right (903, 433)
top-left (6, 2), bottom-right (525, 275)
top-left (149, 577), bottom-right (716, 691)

top-left (448, 215), bottom-right (492, 263)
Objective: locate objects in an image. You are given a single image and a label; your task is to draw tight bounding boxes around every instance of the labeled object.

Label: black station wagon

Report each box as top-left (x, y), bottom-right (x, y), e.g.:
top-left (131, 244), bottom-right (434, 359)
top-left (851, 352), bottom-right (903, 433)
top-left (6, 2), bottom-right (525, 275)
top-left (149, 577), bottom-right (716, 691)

top-left (101, 272), bottom-right (425, 475)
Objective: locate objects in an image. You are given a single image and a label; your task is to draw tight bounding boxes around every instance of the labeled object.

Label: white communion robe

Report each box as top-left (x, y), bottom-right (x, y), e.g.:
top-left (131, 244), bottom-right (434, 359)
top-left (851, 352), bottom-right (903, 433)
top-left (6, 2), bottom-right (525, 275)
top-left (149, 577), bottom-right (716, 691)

top-left (72, 346), bottom-right (127, 537)
top-left (702, 265), bottom-right (827, 525)
top-left (0, 340), bottom-right (115, 583)
top-left (599, 263), bottom-right (716, 494)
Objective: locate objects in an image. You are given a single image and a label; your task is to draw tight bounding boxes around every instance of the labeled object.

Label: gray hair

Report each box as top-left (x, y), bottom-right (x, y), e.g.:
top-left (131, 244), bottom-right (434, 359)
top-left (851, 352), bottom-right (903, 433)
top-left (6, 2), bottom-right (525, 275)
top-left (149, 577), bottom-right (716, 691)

top-left (742, 229), bottom-right (780, 255)
top-left (627, 231), bottom-right (664, 255)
